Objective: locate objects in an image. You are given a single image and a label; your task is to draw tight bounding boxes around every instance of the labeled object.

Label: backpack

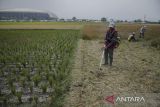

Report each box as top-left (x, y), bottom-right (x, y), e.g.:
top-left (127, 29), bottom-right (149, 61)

top-left (115, 36), bottom-right (120, 48)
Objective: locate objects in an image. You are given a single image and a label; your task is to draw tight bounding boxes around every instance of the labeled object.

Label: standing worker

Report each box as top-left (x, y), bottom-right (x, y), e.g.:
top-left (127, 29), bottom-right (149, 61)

top-left (139, 25), bottom-right (146, 38)
top-left (103, 21), bottom-right (118, 66)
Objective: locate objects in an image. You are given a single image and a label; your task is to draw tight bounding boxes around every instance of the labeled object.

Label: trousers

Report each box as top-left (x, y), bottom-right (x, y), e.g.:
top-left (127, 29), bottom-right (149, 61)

top-left (104, 48), bottom-right (114, 66)
top-left (140, 33), bottom-right (144, 38)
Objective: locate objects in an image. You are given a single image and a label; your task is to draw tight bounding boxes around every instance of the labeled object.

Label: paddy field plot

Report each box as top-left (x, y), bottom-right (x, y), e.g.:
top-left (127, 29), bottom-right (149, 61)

top-left (0, 29), bottom-right (80, 106)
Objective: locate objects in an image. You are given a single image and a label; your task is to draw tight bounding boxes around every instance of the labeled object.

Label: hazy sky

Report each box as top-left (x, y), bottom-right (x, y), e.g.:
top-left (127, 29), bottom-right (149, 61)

top-left (0, 0), bottom-right (160, 21)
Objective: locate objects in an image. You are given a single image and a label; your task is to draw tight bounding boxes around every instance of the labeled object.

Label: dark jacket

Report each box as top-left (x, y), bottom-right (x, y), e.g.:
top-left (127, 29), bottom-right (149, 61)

top-left (105, 28), bottom-right (118, 49)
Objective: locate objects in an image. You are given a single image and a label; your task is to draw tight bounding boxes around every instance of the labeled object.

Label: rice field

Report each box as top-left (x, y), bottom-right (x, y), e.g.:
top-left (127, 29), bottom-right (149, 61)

top-left (0, 29), bottom-right (80, 107)
top-left (0, 22), bottom-right (160, 107)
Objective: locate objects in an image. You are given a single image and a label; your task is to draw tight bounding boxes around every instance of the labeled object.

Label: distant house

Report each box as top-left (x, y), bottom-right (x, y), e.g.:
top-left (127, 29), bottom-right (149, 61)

top-left (66, 19), bottom-right (73, 22)
top-left (0, 8), bottom-right (58, 21)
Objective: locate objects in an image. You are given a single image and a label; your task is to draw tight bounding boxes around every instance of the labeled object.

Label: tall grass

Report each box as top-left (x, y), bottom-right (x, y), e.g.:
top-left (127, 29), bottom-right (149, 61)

top-left (81, 23), bottom-right (160, 49)
top-left (81, 23), bottom-right (106, 40)
top-left (82, 23), bottom-right (160, 38)
top-left (144, 25), bottom-right (160, 49)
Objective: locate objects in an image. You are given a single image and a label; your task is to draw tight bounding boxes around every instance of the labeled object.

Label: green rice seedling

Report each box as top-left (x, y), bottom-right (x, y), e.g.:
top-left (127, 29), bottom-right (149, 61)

top-left (20, 77), bottom-right (26, 88)
top-left (0, 89), bottom-right (1, 96)
top-left (48, 76), bottom-right (54, 87)
top-left (20, 68), bottom-right (28, 77)
top-left (29, 83), bottom-right (33, 94)
top-left (37, 70), bottom-right (41, 75)
top-left (16, 92), bottom-right (22, 104)
top-left (45, 70), bottom-right (49, 80)
top-left (32, 75), bottom-right (41, 87)
top-left (26, 73), bottom-right (31, 81)
top-left (3, 97), bottom-right (7, 105)
top-left (16, 75), bottom-right (20, 82)
top-left (49, 65), bottom-right (52, 71)
top-left (8, 77), bottom-right (13, 87)
top-left (34, 96), bottom-right (38, 104)
top-left (23, 68), bottom-right (31, 81)
top-left (0, 57), bottom-right (6, 64)
top-left (29, 96), bottom-right (33, 103)
top-left (41, 84), bottom-right (47, 93)
top-left (50, 94), bottom-right (64, 107)
top-left (13, 69), bottom-right (17, 75)
top-left (21, 61), bottom-right (27, 68)
top-left (0, 96), bottom-right (7, 105)
top-left (0, 69), bottom-right (4, 76)
top-left (11, 86), bottom-right (16, 96)
top-left (17, 63), bottom-right (22, 68)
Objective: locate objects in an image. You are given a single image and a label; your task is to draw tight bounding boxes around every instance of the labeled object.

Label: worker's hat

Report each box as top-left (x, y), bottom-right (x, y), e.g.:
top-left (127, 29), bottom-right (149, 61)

top-left (108, 21), bottom-right (115, 28)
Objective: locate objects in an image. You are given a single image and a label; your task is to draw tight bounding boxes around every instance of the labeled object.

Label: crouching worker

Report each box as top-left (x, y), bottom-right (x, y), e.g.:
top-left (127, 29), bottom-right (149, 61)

top-left (128, 32), bottom-right (136, 42)
top-left (103, 22), bottom-right (119, 66)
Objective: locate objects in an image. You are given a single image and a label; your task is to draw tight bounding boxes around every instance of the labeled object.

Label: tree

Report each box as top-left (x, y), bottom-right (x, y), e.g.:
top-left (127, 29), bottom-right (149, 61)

top-left (116, 20), bottom-right (123, 23)
top-left (72, 17), bottom-right (77, 21)
top-left (134, 19), bottom-right (142, 22)
top-left (101, 17), bottom-right (107, 22)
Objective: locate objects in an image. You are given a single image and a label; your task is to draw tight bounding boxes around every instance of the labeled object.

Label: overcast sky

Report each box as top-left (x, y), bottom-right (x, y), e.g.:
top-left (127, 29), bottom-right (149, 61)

top-left (0, 0), bottom-right (160, 21)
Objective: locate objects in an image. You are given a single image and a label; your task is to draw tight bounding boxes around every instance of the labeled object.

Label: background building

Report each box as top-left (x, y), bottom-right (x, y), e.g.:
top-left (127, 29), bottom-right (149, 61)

top-left (0, 8), bottom-right (58, 21)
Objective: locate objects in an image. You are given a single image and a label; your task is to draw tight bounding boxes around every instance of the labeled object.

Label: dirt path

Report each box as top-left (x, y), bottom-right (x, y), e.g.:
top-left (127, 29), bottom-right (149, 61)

top-left (64, 39), bottom-right (160, 107)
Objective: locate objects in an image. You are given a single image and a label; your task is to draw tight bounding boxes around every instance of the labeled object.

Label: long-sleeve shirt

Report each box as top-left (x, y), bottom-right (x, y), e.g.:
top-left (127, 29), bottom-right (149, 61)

top-left (140, 27), bottom-right (145, 34)
top-left (105, 29), bottom-right (118, 49)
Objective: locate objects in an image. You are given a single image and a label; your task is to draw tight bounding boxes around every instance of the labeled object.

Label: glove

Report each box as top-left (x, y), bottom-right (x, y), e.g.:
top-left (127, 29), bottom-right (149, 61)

top-left (103, 44), bottom-right (108, 49)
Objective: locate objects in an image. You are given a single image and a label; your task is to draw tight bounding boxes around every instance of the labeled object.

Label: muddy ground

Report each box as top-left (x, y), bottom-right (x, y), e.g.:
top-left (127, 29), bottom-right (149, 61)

top-left (64, 39), bottom-right (160, 107)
